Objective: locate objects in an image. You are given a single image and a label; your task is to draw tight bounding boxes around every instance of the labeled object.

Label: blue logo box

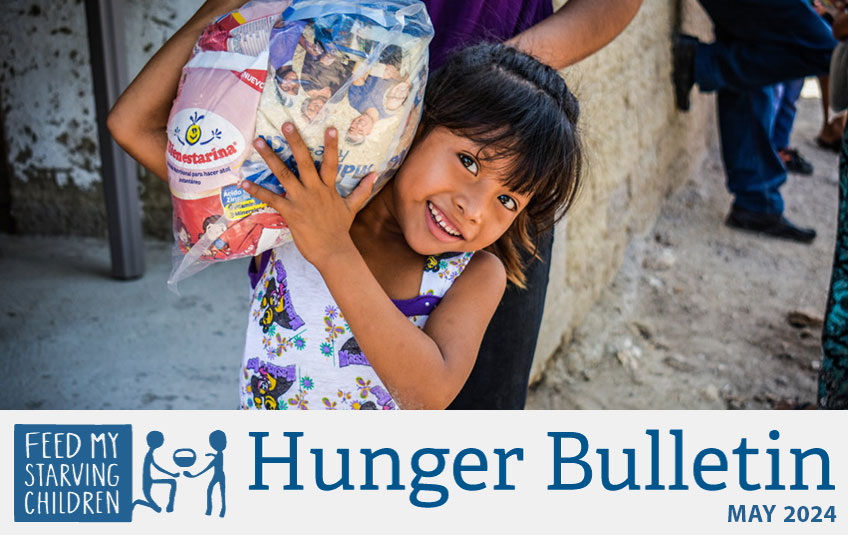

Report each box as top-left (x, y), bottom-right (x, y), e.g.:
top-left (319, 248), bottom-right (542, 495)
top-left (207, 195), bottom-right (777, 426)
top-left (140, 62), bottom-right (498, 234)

top-left (14, 424), bottom-right (132, 522)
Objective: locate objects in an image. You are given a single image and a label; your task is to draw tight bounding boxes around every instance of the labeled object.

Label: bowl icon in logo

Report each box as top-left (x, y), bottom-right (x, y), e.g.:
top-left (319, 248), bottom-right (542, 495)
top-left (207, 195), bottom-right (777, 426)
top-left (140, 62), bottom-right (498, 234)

top-left (173, 448), bottom-right (197, 468)
top-left (186, 124), bottom-right (202, 145)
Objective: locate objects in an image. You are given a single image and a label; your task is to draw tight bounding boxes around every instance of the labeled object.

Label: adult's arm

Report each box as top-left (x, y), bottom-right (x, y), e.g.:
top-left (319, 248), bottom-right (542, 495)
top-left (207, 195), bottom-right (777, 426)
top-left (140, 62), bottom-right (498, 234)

top-left (507, 0), bottom-right (643, 70)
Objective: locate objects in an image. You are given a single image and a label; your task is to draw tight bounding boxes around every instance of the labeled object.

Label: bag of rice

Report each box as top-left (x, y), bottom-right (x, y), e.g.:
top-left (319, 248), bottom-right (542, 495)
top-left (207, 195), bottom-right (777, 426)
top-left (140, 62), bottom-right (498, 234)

top-left (166, 0), bottom-right (433, 287)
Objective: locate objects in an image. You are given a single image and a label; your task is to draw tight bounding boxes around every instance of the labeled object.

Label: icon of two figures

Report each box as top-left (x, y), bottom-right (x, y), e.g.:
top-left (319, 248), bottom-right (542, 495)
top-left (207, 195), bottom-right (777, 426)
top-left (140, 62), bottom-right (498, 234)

top-left (132, 430), bottom-right (227, 518)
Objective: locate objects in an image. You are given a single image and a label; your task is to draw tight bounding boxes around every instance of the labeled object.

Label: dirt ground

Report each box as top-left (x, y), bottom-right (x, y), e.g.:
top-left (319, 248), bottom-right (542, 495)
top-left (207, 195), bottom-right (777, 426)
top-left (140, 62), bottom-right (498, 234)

top-left (527, 82), bottom-right (839, 410)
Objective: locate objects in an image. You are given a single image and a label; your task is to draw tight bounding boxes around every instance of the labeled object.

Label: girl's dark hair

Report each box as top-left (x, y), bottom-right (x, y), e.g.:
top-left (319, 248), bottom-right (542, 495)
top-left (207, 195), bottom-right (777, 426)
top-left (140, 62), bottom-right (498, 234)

top-left (418, 43), bottom-right (582, 288)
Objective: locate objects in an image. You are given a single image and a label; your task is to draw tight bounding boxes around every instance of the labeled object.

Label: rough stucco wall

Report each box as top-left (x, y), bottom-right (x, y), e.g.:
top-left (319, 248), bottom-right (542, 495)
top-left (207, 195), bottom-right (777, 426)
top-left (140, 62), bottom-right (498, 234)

top-left (531, 0), bottom-right (716, 382)
top-left (1, 0), bottom-right (104, 235)
top-left (0, 0), bottom-right (198, 237)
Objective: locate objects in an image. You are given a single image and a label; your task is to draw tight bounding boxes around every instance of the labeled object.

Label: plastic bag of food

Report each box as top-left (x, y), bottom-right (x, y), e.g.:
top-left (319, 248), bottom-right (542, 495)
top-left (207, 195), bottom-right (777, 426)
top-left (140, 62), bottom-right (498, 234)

top-left (165, 0), bottom-right (433, 288)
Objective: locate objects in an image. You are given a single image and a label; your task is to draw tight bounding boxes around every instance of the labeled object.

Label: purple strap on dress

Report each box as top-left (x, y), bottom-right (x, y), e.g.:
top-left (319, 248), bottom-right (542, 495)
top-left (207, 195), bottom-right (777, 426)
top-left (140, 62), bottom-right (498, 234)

top-left (249, 250), bottom-right (442, 317)
top-left (248, 250), bottom-right (272, 290)
top-left (391, 294), bottom-right (443, 317)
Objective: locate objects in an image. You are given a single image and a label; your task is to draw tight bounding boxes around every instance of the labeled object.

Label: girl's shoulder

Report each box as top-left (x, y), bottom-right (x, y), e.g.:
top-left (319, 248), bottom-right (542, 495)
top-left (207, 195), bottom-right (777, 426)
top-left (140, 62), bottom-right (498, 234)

top-left (423, 251), bottom-right (474, 276)
top-left (423, 250), bottom-right (505, 300)
top-left (417, 251), bottom-right (506, 345)
top-left (459, 250), bottom-right (506, 285)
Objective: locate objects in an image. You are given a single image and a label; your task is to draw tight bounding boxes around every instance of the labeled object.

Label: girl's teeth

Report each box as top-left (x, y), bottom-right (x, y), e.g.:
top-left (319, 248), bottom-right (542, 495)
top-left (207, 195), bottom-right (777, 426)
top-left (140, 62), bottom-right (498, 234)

top-left (428, 202), bottom-right (460, 237)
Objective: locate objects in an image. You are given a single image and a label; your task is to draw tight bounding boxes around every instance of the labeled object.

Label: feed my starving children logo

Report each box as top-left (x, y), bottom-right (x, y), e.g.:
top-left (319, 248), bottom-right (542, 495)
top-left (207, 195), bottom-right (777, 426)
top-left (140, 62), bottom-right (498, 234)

top-left (13, 425), bottom-right (227, 522)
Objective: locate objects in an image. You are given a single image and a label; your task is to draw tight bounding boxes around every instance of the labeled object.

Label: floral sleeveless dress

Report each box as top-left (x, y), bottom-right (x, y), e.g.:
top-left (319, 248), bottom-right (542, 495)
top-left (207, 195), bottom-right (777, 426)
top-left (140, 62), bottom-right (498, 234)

top-left (240, 242), bottom-right (473, 410)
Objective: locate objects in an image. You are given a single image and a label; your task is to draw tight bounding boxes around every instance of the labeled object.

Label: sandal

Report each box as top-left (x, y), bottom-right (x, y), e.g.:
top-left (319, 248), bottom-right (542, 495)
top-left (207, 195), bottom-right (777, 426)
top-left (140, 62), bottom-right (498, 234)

top-left (816, 135), bottom-right (841, 153)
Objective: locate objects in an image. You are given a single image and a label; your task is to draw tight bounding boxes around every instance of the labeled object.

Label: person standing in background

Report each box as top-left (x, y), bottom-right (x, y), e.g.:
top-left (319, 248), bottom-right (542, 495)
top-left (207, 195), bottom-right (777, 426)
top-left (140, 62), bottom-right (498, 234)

top-left (672, 0), bottom-right (836, 244)
top-left (772, 79), bottom-right (815, 176)
top-left (420, 0), bottom-right (643, 409)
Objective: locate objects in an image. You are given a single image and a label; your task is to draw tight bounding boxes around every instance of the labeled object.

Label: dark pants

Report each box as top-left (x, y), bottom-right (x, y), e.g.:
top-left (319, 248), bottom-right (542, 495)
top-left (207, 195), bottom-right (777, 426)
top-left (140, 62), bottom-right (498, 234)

top-left (448, 229), bottom-right (553, 409)
top-left (695, 0), bottom-right (835, 214)
top-left (771, 78), bottom-right (805, 150)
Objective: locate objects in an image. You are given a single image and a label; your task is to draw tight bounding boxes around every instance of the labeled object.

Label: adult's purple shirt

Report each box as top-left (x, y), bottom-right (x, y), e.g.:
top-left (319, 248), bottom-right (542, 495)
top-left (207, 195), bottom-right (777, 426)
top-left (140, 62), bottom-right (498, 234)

top-left (422, 0), bottom-right (553, 70)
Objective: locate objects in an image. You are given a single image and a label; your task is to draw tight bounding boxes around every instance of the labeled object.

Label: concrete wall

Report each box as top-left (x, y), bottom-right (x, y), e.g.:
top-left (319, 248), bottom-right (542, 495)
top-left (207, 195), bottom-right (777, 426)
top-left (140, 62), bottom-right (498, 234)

top-left (531, 0), bottom-right (715, 382)
top-left (0, 0), bottom-right (716, 379)
top-left (0, 0), bottom-right (197, 237)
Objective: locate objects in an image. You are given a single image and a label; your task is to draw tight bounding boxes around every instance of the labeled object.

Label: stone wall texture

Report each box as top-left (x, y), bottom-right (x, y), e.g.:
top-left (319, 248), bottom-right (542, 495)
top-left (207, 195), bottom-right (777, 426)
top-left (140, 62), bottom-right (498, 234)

top-left (531, 0), bottom-right (715, 382)
top-left (0, 0), bottom-right (717, 380)
top-left (0, 0), bottom-right (197, 237)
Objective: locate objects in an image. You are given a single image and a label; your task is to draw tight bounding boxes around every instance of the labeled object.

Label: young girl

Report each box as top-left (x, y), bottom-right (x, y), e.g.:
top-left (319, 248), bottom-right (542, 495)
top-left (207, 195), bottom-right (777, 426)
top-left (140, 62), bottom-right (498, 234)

top-left (109, 0), bottom-right (582, 410)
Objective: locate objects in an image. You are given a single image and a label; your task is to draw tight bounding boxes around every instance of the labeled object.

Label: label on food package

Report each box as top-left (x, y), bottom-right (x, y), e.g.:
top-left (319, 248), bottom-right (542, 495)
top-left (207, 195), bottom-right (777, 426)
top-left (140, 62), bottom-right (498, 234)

top-left (167, 107), bottom-right (244, 171)
top-left (221, 184), bottom-right (265, 220)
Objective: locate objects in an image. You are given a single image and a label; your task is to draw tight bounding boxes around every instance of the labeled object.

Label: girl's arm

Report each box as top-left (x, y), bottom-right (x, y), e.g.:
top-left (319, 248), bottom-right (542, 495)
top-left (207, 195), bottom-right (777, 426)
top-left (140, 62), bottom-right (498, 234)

top-left (242, 126), bottom-right (506, 409)
top-left (312, 244), bottom-right (505, 409)
top-left (107, 0), bottom-right (244, 181)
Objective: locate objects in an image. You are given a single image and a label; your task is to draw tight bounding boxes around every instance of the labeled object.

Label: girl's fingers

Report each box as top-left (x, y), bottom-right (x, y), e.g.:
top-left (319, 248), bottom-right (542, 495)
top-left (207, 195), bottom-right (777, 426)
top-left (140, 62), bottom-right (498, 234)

top-left (280, 122), bottom-right (319, 187)
top-left (252, 137), bottom-right (298, 192)
top-left (321, 127), bottom-right (339, 188)
top-left (239, 179), bottom-right (289, 216)
top-left (345, 172), bottom-right (379, 214)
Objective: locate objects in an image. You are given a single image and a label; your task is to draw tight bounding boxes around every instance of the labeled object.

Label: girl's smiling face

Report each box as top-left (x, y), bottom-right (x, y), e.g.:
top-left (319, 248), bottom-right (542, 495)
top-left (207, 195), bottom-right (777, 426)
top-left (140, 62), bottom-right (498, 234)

top-left (390, 126), bottom-right (531, 255)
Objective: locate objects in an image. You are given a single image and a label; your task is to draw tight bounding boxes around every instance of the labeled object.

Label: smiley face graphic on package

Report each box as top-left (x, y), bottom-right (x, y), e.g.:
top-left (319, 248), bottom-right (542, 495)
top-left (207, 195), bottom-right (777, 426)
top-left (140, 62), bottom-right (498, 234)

top-left (186, 123), bottom-right (202, 145)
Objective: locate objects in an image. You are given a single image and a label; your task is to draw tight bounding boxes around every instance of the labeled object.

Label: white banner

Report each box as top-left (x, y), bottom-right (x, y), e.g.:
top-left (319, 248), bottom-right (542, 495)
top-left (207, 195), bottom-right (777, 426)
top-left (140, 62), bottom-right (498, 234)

top-left (1, 410), bottom-right (845, 533)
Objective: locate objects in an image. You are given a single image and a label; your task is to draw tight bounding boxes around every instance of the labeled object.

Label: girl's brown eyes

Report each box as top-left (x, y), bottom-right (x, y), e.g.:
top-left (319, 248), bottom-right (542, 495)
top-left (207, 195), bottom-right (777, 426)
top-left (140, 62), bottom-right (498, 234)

top-left (498, 194), bottom-right (517, 211)
top-left (458, 153), bottom-right (478, 175)
top-left (457, 152), bottom-right (516, 210)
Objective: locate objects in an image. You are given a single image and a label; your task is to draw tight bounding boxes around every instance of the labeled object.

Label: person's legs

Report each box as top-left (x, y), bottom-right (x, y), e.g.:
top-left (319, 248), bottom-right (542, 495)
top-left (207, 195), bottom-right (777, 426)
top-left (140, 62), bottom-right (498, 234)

top-left (679, 0), bottom-right (823, 241)
top-left (771, 82), bottom-right (788, 148)
top-left (771, 78), bottom-right (805, 150)
top-left (695, 0), bottom-right (835, 93)
top-left (131, 498), bottom-right (160, 513)
top-left (772, 78), bottom-right (814, 175)
top-left (163, 480), bottom-right (176, 512)
top-left (218, 477), bottom-right (226, 517)
top-left (448, 229), bottom-right (554, 409)
top-left (205, 480), bottom-right (214, 515)
top-left (718, 85), bottom-right (785, 214)
top-left (718, 82), bottom-right (815, 240)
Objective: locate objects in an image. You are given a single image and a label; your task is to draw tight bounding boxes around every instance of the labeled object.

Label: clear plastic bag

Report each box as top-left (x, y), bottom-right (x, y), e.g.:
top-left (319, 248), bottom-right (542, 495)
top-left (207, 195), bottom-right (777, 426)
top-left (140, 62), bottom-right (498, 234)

top-left (165, 0), bottom-right (433, 289)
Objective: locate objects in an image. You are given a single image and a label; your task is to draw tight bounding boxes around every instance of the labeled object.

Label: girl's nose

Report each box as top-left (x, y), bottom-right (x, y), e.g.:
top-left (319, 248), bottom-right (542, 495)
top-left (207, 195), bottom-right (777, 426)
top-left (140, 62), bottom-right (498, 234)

top-left (455, 195), bottom-right (483, 225)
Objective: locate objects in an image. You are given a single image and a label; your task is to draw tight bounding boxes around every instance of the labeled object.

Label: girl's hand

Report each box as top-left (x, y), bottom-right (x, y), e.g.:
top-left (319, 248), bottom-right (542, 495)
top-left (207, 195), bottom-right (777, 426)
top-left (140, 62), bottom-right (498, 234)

top-left (240, 123), bottom-right (378, 268)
